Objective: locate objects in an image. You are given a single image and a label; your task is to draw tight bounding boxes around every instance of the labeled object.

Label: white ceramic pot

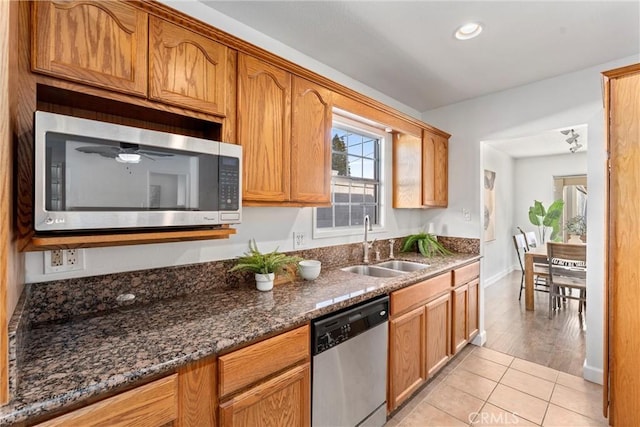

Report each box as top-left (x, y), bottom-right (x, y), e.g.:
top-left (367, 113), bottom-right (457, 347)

top-left (255, 273), bottom-right (275, 292)
top-left (568, 234), bottom-right (582, 244)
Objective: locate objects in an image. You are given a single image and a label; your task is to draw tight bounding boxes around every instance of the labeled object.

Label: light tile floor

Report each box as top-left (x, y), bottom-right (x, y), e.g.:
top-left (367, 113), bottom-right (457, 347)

top-left (386, 346), bottom-right (608, 427)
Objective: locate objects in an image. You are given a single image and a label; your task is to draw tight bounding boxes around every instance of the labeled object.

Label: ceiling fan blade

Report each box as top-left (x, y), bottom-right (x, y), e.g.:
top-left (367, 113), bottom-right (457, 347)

top-left (75, 145), bottom-right (120, 158)
top-left (137, 149), bottom-right (174, 157)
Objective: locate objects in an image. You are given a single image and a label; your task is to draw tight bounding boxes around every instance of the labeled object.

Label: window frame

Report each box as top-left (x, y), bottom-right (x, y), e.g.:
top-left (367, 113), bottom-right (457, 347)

top-left (313, 115), bottom-right (386, 239)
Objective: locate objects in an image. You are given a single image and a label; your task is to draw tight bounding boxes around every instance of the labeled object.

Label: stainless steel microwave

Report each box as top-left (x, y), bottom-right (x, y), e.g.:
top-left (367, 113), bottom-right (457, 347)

top-left (34, 111), bottom-right (242, 232)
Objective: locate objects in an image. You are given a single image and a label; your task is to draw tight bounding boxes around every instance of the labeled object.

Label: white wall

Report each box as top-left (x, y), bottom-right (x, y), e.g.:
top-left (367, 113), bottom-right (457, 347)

top-left (423, 55), bottom-right (638, 383)
top-left (514, 152), bottom-right (588, 240)
top-left (482, 145), bottom-right (515, 286)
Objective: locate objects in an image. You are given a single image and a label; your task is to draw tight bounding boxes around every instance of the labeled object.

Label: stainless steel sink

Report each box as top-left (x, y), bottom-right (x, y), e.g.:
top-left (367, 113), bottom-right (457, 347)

top-left (375, 260), bottom-right (430, 272)
top-left (340, 265), bottom-right (406, 278)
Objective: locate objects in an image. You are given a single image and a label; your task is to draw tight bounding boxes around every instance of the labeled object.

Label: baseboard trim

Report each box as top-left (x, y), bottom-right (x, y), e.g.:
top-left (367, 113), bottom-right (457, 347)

top-left (484, 268), bottom-right (514, 288)
top-left (583, 361), bottom-right (604, 385)
top-left (471, 330), bottom-right (487, 346)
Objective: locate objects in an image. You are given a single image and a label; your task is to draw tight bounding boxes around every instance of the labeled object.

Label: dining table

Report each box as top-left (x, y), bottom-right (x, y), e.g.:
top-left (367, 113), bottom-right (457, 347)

top-left (524, 243), bottom-right (549, 311)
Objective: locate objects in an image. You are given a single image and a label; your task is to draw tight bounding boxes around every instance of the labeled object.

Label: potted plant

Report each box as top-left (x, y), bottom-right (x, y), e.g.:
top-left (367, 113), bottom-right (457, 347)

top-left (565, 215), bottom-right (587, 243)
top-left (230, 240), bottom-right (302, 291)
top-left (401, 232), bottom-right (452, 258)
top-left (528, 199), bottom-right (565, 243)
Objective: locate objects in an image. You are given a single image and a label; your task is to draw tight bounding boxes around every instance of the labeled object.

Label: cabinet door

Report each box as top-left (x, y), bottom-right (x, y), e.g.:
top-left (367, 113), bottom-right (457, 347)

top-left (468, 278), bottom-right (479, 340)
top-left (425, 293), bottom-right (451, 377)
top-left (237, 54), bottom-right (291, 202)
top-left (219, 363), bottom-right (310, 427)
top-left (32, 1), bottom-right (148, 96)
top-left (388, 306), bottom-right (426, 412)
top-left (290, 77), bottom-right (333, 204)
top-left (451, 284), bottom-right (469, 354)
top-left (149, 17), bottom-right (230, 115)
top-left (177, 358), bottom-right (217, 427)
top-left (392, 132), bottom-right (423, 208)
top-left (36, 375), bottom-right (177, 426)
top-left (423, 130), bottom-right (448, 207)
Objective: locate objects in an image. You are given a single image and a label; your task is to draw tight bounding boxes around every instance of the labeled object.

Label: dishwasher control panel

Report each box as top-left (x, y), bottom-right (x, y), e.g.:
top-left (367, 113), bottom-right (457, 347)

top-left (311, 295), bottom-right (389, 355)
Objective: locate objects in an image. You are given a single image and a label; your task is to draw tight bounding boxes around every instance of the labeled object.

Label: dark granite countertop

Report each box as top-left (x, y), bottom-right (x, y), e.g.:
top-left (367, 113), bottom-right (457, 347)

top-left (0, 253), bottom-right (479, 425)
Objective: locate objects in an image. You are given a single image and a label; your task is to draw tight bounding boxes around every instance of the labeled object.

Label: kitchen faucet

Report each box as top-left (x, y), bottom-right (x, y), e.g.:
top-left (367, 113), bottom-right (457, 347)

top-left (363, 215), bottom-right (376, 263)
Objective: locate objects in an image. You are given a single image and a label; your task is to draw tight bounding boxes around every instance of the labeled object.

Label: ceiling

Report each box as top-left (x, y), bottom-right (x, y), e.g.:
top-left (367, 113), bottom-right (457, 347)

top-left (201, 1), bottom-right (639, 112)
top-left (486, 124), bottom-right (588, 158)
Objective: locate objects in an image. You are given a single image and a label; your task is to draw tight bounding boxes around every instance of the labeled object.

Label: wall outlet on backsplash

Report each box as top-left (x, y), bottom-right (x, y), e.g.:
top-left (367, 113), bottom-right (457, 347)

top-left (293, 231), bottom-right (306, 249)
top-left (44, 249), bottom-right (85, 274)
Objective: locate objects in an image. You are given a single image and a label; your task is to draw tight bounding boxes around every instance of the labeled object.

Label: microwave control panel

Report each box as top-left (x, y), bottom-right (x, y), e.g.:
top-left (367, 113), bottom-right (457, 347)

top-left (219, 156), bottom-right (240, 211)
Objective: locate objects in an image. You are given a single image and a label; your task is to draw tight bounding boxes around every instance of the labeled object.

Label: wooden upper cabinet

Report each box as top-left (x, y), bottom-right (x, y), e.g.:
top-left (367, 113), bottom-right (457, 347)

top-left (237, 53), bottom-right (292, 202)
top-left (238, 55), bottom-right (332, 205)
top-left (423, 130), bottom-right (448, 207)
top-left (32, 0), bottom-right (148, 96)
top-left (392, 132), bottom-right (423, 208)
top-left (149, 17), bottom-right (231, 115)
top-left (290, 77), bottom-right (333, 204)
top-left (393, 129), bottom-right (448, 208)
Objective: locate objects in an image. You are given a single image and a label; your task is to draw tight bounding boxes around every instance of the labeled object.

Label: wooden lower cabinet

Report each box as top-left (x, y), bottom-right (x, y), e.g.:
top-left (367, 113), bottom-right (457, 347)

top-left (35, 375), bottom-right (178, 427)
top-left (219, 363), bottom-right (310, 427)
top-left (177, 358), bottom-right (217, 427)
top-left (425, 293), bottom-right (451, 376)
top-left (451, 284), bottom-right (469, 354)
top-left (388, 306), bottom-right (426, 410)
top-left (468, 279), bottom-right (479, 340)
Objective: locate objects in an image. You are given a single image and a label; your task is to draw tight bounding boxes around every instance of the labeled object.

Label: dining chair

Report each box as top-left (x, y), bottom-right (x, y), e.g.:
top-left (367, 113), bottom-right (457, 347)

top-left (513, 233), bottom-right (549, 300)
top-left (547, 242), bottom-right (587, 319)
top-left (525, 231), bottom-right (538, 249)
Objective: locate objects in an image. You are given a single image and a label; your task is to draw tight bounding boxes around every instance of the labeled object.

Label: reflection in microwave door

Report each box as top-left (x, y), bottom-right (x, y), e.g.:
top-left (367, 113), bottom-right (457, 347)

top-left (75, 144), bottom-right (174, 164)
top-left (149, 185), bottom-right (161, 208)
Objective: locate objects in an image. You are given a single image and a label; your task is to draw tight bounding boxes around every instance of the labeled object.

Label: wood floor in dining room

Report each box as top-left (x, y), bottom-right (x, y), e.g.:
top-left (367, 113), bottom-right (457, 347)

top-left (484, 270), bottom-right (586, 377)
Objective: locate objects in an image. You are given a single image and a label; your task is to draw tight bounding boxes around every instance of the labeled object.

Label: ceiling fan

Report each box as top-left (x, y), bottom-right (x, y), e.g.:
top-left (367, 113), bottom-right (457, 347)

top-left (75, 143), bottom-right (173, 164)
top-left (560, 129), bottom-right (582, 153)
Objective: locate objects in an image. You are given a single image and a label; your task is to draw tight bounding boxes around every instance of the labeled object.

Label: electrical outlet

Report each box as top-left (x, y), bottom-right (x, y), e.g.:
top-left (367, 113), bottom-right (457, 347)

top-left (293, 232), bottom-right (306, 249)
top-left (44, 249), bottom-right (85, 274)
top-left (50, 249), bottom-right (63, 267)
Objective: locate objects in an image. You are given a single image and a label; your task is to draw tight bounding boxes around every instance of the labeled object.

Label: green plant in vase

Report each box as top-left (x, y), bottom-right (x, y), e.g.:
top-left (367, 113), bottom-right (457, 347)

top-left (528, 199), bottom-right (565, 243)
top-left (230, 239), bottom-right (302, 291)
top-left (401, 232), bottom-right (452, 258)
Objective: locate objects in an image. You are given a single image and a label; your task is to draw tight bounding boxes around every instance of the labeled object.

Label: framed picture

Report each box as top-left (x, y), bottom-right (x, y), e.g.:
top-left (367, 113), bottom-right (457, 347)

top-left (484, 170), bottom-right (496, 242)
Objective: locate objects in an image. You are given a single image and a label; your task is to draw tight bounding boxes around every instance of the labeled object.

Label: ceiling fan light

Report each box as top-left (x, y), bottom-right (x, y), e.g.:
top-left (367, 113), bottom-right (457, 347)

top-left (116, 153), bottom-right (141, 164)
top-left (455, 22), bottom-right (483, 40)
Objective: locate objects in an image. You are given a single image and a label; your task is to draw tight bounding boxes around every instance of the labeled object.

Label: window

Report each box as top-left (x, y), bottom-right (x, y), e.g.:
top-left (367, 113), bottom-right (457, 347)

top-left (316, 122), bottom-right (382, 231)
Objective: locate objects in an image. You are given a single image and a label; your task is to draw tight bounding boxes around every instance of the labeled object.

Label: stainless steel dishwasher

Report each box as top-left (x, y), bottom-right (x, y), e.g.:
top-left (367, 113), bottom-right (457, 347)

top-left (311, 295), bottom-right (389, 427)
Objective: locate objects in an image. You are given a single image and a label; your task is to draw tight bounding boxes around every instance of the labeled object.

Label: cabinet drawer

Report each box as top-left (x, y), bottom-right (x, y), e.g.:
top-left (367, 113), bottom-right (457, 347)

top-left (391, 272), bottom-right (451, 316)
top-left (453, 262), bottom-right (479, 287)
top-left (36, 374), bottom-right (178, 427)
top-left (218, 325), bottom-right (309, 398)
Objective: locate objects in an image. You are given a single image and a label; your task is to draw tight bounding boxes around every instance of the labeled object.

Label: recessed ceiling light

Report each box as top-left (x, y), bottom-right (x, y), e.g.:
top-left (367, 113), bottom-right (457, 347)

top-left (455, 22), bottom-right (483, 40)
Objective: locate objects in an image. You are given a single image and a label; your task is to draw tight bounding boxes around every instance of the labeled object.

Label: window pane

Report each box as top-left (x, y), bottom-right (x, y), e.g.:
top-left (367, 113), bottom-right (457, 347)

top-left (363, 139), bottom-right (375, 159)
top-left (364, 205), bottom-right (377, 225)
top-left (362, 158), bottom-right (375, 180)
top-left (316, 207), bottom-right (333, 228)
top-left (334, 182), bottom-right (350, 204)
top-left (335, 205), bottom-right (350, 227)
top-left (348, 156), bottom-right (362, 178)
top-left (332, 152), bottom-right (348, 176)
top-left (350, 182), bottom-right (364, 204)
top-left (364, 185), bottom-right (377, 204)
top-left (351, 205), bottom-right (364, 226)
